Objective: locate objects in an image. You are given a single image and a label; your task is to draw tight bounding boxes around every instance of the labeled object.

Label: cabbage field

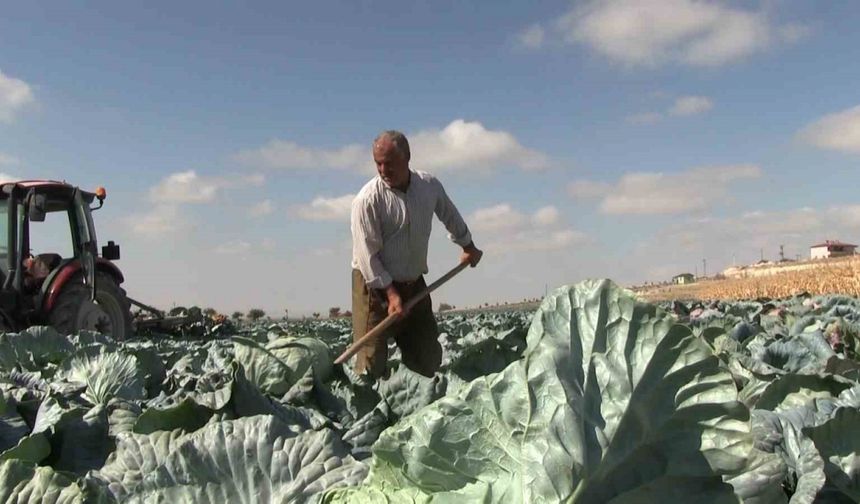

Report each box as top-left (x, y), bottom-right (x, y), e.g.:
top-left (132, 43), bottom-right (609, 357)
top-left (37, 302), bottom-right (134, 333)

top-left (1, 279), bottom-right (860, 502)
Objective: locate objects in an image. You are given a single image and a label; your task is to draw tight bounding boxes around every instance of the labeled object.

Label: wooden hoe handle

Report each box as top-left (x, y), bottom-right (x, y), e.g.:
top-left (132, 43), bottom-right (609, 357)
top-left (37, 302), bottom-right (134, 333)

top-left (333, 261), bottom-right (469, 365)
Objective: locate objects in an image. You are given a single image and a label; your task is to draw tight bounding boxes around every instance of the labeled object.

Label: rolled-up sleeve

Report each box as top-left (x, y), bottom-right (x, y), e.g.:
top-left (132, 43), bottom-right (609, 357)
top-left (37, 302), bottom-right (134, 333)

top-left (351, 196), bottom-right (392, 289)
top-left (433, 178), bottom-right (472, 247)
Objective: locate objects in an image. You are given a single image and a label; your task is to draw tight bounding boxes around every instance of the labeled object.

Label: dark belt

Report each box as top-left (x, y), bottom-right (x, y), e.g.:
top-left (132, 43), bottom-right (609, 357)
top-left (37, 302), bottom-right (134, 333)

top-left (373, 277), bottom-right (424, 299)
top-left (394, 277), bottom-right (422, 287)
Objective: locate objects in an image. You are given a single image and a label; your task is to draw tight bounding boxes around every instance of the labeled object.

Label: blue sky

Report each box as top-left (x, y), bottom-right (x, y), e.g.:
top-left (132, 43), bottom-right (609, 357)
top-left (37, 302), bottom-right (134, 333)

top-left (2, 1), bottom-right (859, 315)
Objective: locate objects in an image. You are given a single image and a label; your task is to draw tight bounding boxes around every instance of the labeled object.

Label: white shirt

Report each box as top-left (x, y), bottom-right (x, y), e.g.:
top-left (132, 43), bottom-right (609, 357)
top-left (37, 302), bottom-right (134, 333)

top-left (351, 170), bottom-right (472, 289)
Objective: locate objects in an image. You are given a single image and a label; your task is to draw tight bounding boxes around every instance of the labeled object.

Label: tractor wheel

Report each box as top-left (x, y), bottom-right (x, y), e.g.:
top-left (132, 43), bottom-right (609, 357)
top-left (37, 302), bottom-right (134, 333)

top-left (49, 272), bottom-right (133, 340)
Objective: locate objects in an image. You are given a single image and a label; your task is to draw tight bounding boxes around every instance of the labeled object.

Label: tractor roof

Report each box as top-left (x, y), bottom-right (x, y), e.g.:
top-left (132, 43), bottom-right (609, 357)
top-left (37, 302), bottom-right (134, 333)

top-left (0, 179), bottom-right (73, 190)
top-left (0, 180), bottom-right (98, 201)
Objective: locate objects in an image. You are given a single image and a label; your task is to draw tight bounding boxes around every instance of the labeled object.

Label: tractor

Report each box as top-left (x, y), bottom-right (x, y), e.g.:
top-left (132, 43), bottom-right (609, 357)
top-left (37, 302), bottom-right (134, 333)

top-left (0, 180), bottom-right (134, 339)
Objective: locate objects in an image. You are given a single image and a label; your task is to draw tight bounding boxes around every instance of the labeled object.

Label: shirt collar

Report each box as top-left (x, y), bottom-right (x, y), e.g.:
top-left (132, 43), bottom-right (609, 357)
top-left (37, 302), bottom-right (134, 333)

top-left (380, 170), bottom-right (412, 194)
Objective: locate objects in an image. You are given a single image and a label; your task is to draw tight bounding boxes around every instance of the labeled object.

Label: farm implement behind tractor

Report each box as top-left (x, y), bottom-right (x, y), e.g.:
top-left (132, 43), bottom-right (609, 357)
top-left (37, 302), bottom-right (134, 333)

top-left (0, 179), bottom-right (195, 339)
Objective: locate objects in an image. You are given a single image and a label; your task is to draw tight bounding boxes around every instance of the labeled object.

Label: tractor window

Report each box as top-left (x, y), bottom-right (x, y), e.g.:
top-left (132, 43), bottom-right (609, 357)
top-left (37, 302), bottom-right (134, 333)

top-left (0, 203), bottom-right (7, 272)
top-left (28, 210), bottom-right (75, 260)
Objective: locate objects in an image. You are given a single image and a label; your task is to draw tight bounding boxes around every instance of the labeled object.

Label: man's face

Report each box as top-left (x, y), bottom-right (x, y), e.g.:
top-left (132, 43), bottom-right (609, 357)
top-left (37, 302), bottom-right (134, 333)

top-left (373, 137), bottom-right (409, 189)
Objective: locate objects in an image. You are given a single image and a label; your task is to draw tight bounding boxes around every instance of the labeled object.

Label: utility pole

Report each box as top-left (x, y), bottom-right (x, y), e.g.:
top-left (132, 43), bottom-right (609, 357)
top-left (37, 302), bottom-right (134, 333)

top-left (760, 248), bottom-right (764, 262)
top-left (779, 245), bottom-right (785, 262)
top-left (703, 258), bottom-right (707, 277)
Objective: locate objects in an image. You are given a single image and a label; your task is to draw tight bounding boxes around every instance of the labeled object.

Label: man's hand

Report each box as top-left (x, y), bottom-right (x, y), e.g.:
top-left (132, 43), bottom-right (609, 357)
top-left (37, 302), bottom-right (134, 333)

top-left (460, 242), bottom-right (483, 267)
top-left (385, 284), bottom-right (406, 318)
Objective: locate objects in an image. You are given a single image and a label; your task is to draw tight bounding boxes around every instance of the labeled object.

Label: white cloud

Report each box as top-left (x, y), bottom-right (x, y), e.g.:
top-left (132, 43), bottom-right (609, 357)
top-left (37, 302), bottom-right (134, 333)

top-left (543, 229), bottom-right (588, 250)
top-left (292, 194), bottom-right (355, 221)
top-left (127, 204), bottom-right (187, 237)
top-left (468, 202), bottom-right (588, 254)
top-left (131, 170), bottom-right (267, 237)
top-left (556, 0), bottom-right (803, 67)
top-left (798, 104), bottom-right (860, 154)
top-left (0, 172), bottom-right (17, 182)
top-left (248, 199), bottom-right (275, 217)
top-left (214, 240), bottom-right (252, 255)
top-left (470, 204), bottom-right (526, 232)
top-left (532, 206), bottom-right (560, 226)
top-left (517, 24), bottom-right (545, 49)
top-left (627, 94), bottom-right (713, 125)
top-left (567, 179), bottom-right (612, 199)
top-left (234, 141), bottom-right (367, 171)
top-left (149, 171), bottom-right (220, 204)
top-left (412, 119), bottom-right (548, 172)
top-left (571, 164), bottom-right (761, 215)
top-left (148, 170), bottom-right (264, 204)
top-left (669, 95), bottom-right (714, 116)
top-left (0, 70), bottom-right (35, 122)
top-left (620, 205), bottom-right (860, 285)
top-left (627, 94), bottom-right (714, 125)
top-left (237, 119), bottom-right (547, 174)
top-left (487, 227), bottom-right (590, 254)
top-left (631, 203), bottom-right (860, 279)
top-left (245, 173), bottom-right (266, 186)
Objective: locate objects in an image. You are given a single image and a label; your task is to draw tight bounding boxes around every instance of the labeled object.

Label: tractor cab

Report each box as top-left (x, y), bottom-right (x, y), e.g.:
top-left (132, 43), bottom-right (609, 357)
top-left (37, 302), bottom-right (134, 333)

top-left (0, 180), bottom-right (131, 338)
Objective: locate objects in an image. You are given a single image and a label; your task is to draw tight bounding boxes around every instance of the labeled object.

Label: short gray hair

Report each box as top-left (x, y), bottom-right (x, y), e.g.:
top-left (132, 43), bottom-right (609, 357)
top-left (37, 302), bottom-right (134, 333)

top-left (374, 130), bottom-right (410, 161)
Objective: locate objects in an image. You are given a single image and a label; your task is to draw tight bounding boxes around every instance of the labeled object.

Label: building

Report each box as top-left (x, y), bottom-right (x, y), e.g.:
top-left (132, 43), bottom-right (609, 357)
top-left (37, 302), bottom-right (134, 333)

top-left (810, 240), bottom-right (857, 259)
top-left (672, 273), bottom-right (695, 285)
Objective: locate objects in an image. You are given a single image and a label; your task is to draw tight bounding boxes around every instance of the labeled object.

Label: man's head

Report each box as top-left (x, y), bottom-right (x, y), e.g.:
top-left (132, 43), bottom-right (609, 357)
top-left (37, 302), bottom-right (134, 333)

top-left (373, 130), bottom-right (410, 190)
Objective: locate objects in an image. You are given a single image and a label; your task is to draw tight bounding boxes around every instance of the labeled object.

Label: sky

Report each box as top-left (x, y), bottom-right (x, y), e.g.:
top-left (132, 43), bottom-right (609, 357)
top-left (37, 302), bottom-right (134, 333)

top-left (2, 1), bottom-right (859, 316)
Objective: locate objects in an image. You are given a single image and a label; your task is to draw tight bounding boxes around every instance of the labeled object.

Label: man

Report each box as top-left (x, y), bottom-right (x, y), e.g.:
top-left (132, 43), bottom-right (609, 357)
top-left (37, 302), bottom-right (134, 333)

top-left (350, 130), bottom-right (483, 379)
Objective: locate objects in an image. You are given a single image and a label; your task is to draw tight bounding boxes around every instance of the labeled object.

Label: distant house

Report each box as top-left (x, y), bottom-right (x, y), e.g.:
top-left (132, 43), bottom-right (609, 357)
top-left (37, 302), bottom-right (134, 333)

top-left (672, 273), bottom-right (695, 285)
top-left (810, 240), bottom-right (857, 259)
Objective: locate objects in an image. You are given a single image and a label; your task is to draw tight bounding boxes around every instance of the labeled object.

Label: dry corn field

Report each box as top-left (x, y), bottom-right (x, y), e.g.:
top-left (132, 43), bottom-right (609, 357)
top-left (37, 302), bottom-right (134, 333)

top-left (638, 256), bottom-right (860, 301)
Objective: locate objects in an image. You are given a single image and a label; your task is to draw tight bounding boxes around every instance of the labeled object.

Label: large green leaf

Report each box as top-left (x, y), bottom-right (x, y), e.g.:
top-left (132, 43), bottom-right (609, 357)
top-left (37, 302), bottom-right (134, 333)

top-left (93, 428), bottom-right (187, 497)
top-left (751, 408), bottom-right (827, 504)
top-left (0, 432), bottom-right (51, 463)
top-left (45, 405), bottom-right (113, 475)
top-left (133, 397), bottom-right (211, 434)
top-left (806, 407), bottom-right (860, 501)
top-left (325, 280), bottom-right (752, 503)
top-left (754, 375), bottom-right (852, 412)
top-left (106, 399), bottom-right (142, 439)
top-left (0, 393), bottom-right (29, 453)
top-left (59, 349), bottom-right (146, 406)
top-left (233, 336), bottom-right (294, 396)
top-left (0, 326), bottom-right (73, 372)
top-left (228, 365), bottom-right (330, 431)
top-left (753, 332), bottom-right (835, 375)
top-left (266, 336), bottom-right (334, 384)
top-left (446, 334), bottom-right (524, 381)
top-left (0, 459), bottom-right (84, 503)
top-left (341, 403), bottom-right (391, 461)
top-left (336, 367), bottom-right (447, 462)
top-left (725, 448), bottom-right (788, 504)
top-left (98, 415), bottom-right (367, 503)
top-left (376, 365), bottom-right (446, 421)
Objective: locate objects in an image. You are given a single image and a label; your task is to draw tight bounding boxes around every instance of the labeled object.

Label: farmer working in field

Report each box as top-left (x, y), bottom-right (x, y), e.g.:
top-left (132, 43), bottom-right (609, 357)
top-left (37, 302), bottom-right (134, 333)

top-left (350, 130), bottom-right (483, 379)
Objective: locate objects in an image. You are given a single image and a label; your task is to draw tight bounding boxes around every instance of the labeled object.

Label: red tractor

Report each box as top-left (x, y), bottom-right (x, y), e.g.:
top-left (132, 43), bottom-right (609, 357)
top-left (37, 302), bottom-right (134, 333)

top-left (0, 180), bottom-right (133, 339)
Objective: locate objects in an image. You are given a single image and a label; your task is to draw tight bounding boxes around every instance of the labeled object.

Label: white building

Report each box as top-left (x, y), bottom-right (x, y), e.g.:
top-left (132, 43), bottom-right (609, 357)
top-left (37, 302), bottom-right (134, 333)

top-left (810, 240), bottom-right (857, 259)
top-left (672, 273), bottom-right (695, 285)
